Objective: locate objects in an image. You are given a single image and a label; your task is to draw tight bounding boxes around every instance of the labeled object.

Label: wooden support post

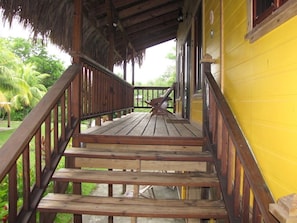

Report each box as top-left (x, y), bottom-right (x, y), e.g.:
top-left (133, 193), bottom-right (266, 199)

top-left (123, 46), bottom-right (127, 81)
top-left (106, 0), bottom-right (115, 71)
top-left (131, 50), bottom-right (135, 86)
top-left (72, 0), bottom-right (82, 223)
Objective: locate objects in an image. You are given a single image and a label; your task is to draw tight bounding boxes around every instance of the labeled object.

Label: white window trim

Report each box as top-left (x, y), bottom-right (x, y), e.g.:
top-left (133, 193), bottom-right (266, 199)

top-left (245, 0), bottom-right (297, 43)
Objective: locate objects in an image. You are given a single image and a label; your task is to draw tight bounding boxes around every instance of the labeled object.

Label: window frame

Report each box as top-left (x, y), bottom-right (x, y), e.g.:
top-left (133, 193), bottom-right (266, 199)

top-left (246, 0), bottom-right (297, 43)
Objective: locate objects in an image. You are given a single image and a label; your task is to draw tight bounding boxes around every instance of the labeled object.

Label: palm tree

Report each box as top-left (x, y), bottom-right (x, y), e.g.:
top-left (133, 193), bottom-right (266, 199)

top-left (10, 63), bottom-right (49, 109)
top-left (0, 38), bottom-right (48, 114)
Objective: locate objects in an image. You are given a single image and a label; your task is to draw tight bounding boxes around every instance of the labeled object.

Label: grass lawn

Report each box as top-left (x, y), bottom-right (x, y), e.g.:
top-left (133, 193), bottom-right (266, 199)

top-left (0, 120), bottom-right (22, 147)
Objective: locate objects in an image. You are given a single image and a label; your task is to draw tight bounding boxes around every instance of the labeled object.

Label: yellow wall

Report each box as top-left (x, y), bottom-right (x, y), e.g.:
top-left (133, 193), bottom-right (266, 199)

top-left (204, 0), bottom-right (297, 200)
top-left (204, 0), bottom-right (221, 84)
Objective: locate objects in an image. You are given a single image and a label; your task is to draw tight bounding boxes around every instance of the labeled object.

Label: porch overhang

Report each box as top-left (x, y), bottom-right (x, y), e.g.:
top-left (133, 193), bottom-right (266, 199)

top-left (0, 0), bottom-right (183, 66)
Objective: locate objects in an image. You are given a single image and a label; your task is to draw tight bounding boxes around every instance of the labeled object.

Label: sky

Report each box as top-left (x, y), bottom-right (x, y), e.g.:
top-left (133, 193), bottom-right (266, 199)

top-left (0, 11), bottom-right (176, 84)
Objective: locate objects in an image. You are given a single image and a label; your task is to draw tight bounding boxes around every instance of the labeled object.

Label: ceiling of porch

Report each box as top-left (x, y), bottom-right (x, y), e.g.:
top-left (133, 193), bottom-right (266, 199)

top-left (0, 0), bottom-right (183, 66)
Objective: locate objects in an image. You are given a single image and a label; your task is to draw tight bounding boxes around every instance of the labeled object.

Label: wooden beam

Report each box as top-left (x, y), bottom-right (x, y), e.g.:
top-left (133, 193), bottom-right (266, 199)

top-left (72, 0), bottom-right (82, 63)
top-left (75, 134), bottom-right (206, 146)
top-left (106, 0), bottom-right (115, 70)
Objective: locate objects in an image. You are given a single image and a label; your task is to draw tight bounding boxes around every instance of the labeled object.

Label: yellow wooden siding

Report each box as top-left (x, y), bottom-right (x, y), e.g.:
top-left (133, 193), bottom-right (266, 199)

top-left (190, 96), bottom-right (203, 125)
top-left (204, 0), bottom-right (221, 83)
top-left (204, 0), bottom-right (297, 199)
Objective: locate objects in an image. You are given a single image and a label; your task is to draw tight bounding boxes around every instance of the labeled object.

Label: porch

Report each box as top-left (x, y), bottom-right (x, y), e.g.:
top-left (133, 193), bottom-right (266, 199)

top-left (83, 112), bottom-right (202, 138)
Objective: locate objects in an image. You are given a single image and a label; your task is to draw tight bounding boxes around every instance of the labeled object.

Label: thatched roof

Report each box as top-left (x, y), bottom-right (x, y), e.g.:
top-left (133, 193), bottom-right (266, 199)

top-left (0, 0), bottom-right (182, 67)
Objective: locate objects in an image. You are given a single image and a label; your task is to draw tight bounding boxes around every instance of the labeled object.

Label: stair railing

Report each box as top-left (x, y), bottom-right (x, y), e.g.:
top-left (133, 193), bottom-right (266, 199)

top-left (202, 65), bottom-right (278, 222)
top-left (0, 64), bottom-right (81, 223)
top-left (79, 54), bottom-right (134, 120)
top-left (0, 56), bottom-right (134, 222)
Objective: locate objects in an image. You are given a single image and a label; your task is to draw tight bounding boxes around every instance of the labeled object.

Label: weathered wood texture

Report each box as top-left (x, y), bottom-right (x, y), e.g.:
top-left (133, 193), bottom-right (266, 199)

top-left (81, 112), bottom-right (203, 138)
top-left (64, 145), bottom-right (210, 171)
top-left (53, 168), bottom-right (219, 187)
top-left (0, 65), bottom-right (81, 223)
top-left (203, 70), bottom-right (278, 223)
top-left (39, 193), bottom-right (227, 219)
top-left (80, 55), bottom-right (134, 120)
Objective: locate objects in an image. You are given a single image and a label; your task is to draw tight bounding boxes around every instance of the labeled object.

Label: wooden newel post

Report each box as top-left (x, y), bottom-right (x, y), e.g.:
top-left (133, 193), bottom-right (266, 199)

top-left (201, 53), bottom-right (215, 74)
top-left (269, 193), bottom-right (297, 223)
top-left (201, 54), bottom-right (216, 136)
top-left (71, 1), bottom-right (83, 223)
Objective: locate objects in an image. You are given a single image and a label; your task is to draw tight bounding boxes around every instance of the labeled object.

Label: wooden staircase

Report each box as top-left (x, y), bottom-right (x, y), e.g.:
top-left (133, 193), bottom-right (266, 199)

top-left (37, 141), bottom-right (228, 222)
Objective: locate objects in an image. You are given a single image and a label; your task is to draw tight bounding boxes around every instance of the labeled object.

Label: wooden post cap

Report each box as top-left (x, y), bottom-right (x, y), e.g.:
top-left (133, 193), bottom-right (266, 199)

top-left (269, 193), bottom-right (297, 223)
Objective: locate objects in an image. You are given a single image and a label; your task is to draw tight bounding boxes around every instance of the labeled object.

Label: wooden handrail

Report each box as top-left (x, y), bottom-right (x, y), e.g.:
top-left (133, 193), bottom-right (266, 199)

top-left (203, 71), bottom-right (278, 223)
top-left (0, 64), bottom-right (81, 222)
top-left (0, 58), bottom-right (136, 222)
top-left (0, 64), bottom-right (81, 182)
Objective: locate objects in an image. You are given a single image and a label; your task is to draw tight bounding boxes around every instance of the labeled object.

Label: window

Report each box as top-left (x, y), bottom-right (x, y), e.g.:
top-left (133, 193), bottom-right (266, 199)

top-left (246, 0), bottom-right (296, 42)
top-left (253, 0), bottom-right (288, 26)
top-left (194, 3), bottom-right (203, 92)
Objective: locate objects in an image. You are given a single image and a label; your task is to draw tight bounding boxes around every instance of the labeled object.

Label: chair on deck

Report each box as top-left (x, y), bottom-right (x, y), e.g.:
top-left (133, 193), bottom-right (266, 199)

top-left (145, 83), bottom-right (175, 116)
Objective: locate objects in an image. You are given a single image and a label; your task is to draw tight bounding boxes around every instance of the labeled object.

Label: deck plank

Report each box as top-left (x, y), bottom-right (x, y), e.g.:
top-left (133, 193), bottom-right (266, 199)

top-left (97, 113), bottom-right (144, 135)
top-left (64, 147), bottom-right (213, 162)
top-left (85, 112), bottom-right (202, 138)
top-left (86, 144), bottom-right (203, 152)
top-left (38, 194), bottom-right (227, 219)
top-left (154, 115), bottom-right (169, 136)
top-left (142, 115), bottom-right (156, 136)
top-left (53, 168), bottom-right (219, 187)
top-left (127, 113), bottom-right (151, 136)
top-left (164, 119), bottom-right (182, 137)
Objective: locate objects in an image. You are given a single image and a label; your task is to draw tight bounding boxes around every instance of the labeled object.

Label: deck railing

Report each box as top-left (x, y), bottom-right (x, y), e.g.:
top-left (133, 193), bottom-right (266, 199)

top-left (0, 57), bottom-right (134, 222)
top-left (80, 55), bottom-right (134, 119)
top-left (134, 86), bottom-right (175, 111)
top-left (203, 69), bottom-right (278, 222)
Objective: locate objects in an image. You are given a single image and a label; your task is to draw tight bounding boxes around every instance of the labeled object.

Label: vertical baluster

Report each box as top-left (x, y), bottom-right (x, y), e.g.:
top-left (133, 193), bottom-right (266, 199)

top-left (8, 164), bottom-right (17, 223)
top-left (227, 140), bottom-right (235, 196)
top-left (210, 93), bottom-right (217, 143)
top-left (35, 128), bottom-right (42, 188)
top-left (82, 66), bottom-right (87, 116)
top-left (217, 112), bottom-right (223, 159)
top-left (23, 145), bottom-right (30, 211)
top-left (234, 156), bottom-right (242, 218)
top-left (54, 105), bottom-right (59, 154)
top-left (209, 90), bottom-right (214, 134)
top-left (67, 84), bottom-right (72, 127)
top-left (89, 68), bottom-right (93, 114)
top-left (252, 200), bottom-right (262, 223)
top-left (44, 115), bottom-right (51, 169)
top-left (87, 66), bottom-right (90, 115)
top-left (95, 70), bottom-right (99, 113)
top-left (242, 174), bottom-right (251, 222)
top-left (221, 123), bottom-right (228, 176)
top-left (60, 95), bottom-right (66, 141)
top-left (92, 67), bottom-right (96, 113)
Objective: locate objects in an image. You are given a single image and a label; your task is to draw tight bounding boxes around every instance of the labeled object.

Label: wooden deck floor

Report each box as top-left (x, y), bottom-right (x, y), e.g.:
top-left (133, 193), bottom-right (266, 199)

top-left (84, 112), bottom-right (203, 138)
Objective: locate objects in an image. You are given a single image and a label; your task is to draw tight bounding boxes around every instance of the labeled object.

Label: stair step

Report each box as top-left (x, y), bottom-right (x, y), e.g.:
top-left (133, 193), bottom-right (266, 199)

top-left (53, 168), bottom-right (219, 187)
top-left (64, 147), bottom-right (213, 162)
top-left (38, 193), bottom-right (227, 219)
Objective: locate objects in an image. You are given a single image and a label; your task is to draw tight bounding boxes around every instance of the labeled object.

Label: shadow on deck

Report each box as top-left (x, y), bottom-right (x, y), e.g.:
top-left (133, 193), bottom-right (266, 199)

top-left (80, 112), bottom-right (204, 146)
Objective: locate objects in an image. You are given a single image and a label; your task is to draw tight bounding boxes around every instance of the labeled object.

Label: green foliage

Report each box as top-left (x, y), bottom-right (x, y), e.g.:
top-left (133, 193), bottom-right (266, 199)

top-left (6, 38), bottom-right (65, 89)
top-left (0, 37), bottom-right (65, 120)
top-left (0, 121), bottom-right (96, 223)
top-left (0, 176), bottom-right (8, 221)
